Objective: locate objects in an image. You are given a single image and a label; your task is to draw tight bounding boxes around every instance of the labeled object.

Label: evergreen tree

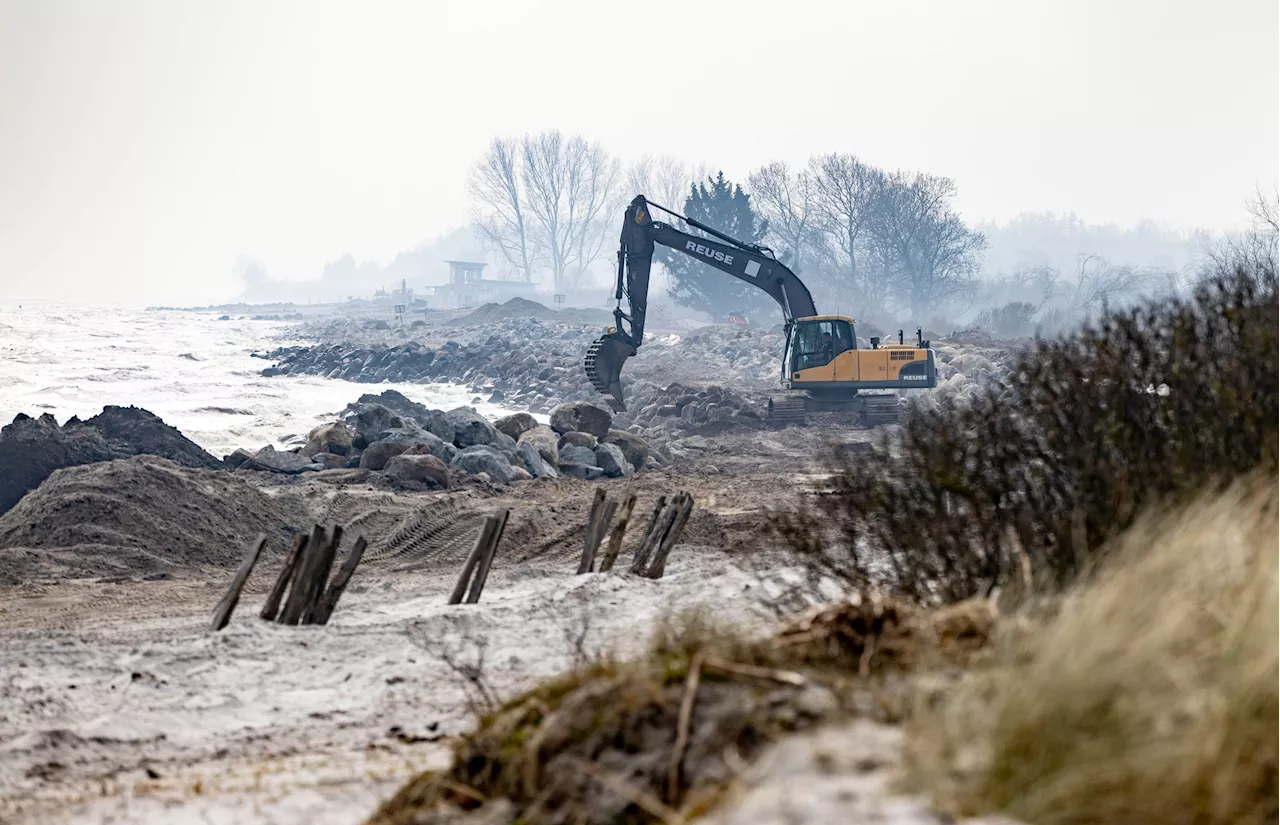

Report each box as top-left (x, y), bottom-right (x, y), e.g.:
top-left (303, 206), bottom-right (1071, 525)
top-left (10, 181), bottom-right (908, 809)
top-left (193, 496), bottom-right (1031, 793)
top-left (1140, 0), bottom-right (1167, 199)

top-left (662, 172), bottom-right (775, 321)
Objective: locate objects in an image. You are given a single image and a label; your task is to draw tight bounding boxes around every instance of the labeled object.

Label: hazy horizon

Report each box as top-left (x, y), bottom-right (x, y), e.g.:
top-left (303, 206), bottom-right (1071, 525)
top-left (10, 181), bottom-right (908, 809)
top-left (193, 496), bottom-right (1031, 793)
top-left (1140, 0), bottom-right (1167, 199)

top-left (2, 0), bottom-right (1276, 306)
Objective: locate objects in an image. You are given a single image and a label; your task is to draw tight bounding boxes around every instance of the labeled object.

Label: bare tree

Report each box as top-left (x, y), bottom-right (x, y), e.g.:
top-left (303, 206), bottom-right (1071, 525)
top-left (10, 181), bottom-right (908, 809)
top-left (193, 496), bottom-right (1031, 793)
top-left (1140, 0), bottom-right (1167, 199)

top-left (867, 172), bottom-right (986, 321)
top-left (749, 161), bottom-right (820, 274)
top-left (1206, 187), bottom-right (1279, 282)
top-left (521, 131), bottom-right (622, 293)
top-left (627, 154), bottom-right (696, 212)
top-left (808, 153), bottom-right (891, 314)
top-left (468, 137), bottom-right (537, 282)
top-left (1069, 254), bottom-right (1161, 314)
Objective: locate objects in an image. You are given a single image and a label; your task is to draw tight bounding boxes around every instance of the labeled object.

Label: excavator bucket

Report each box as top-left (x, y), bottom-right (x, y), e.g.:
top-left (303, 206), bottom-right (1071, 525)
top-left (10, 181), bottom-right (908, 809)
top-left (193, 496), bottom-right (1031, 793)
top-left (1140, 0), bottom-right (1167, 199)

top-left (584, 335), bottom-right (637, 412)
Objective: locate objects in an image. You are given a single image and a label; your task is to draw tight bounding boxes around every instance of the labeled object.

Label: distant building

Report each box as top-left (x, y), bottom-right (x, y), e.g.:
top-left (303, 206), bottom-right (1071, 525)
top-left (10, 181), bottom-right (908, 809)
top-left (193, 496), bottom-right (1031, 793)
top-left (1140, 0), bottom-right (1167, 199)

top-left (427, 261), bottom-right (539, 308)
top-left (374, 279), bottom-right (415, 303)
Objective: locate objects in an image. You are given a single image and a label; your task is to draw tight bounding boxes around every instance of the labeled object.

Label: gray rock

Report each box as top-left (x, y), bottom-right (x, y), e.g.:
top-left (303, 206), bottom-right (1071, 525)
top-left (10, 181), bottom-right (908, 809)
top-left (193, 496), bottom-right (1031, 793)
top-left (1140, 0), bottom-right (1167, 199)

top-left (603, 429), bottom-right (649, 471)
top-left (508, 465), bottom-right (532, 482)
top-left (494, 412), bottom-right (537, 441)
top-left (518, 425), bottom-right (559, 467)
top-left (223, 447), bottom-right (254, 469)
top-left (316, 453), bottom-right (347, 470)
top-left (423, 412), bottom-right (455, 444)
top-left (559, 431), bottom-right (598, 449)
top-left (359, 440), bottom-right (410, 470)
top-left (345, 404), bottom-right (404, 445)
top-left (559, 444), bottom-right (599, 467)
top-left (304, 422), bottom-right (352, 457)
top-left (594, 442), bottom-right (632, 478)
top-left (678, 435), bottom-right (710, 451)
top-left (383, 453), bottom-right (450, 488)
top-left (516, 440), bottom-right (558, 479)
top-left (493, 431), bottom-right (519, 460)
top-left (549, 401), bottom-right (612, 438)
top-left (451, 444), bottom-right (515, 484)
top-left (560, 463), bottom-right (604, 480)
top-left (445, 406), bottom-right (498, 448)
top-left (244, 445), bottom-right (320, 474)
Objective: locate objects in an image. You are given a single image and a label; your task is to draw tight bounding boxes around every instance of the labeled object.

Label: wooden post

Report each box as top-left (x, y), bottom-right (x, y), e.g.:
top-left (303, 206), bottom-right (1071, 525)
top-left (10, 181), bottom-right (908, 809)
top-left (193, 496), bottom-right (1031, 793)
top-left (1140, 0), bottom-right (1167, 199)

top-left (577, 488), bottom-right (607, 574)
top-left (261, 532), bottom-right (307, 621)
top-left (629, 496), bottom-right (667, 574)
top-left (315, 535), bottom-right (368, 625)
top-left (302, 525), bottom-right (343, 625)
top-left (465, 509), bottom-right (509, 604)
top-left (279, 524), bottom-right (326, 625)
top-left (450, 516), bottom-right (497, 605)
top-left (599, 493), bottom-right (637, 572)
top-left (210, 534), bottom-right (267, 631)
top-left (646, 493), bottom-right (694, 579)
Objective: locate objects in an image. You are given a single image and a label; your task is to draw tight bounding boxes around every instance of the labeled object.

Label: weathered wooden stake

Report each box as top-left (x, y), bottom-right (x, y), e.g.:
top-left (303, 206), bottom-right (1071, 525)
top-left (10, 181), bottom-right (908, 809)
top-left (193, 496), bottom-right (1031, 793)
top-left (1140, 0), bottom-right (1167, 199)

top-left (301, 525), bottom-right (343, 625)
top-left (450, 516), bottom-right (497, 605)
top-left (260, 532), bottom-right (307, 621)
top-left (646, 493), bottom-right (694, 579)
top-left (599, 493), bottom-right (637, 573)
top-left (315, 535), bottom-right (368, 625)
top-left (634, 498), bottom-right (678, 575)
top-left (465, 509), bottom-right (509, 604)
top-left (279, 524), bottom-right (327, 625)
top-left (210, 534), bottom-right (267, 632)
top-left (577, 488), bottom-right (608, 574)
top-left (629, 495), bottom-right (667, 574)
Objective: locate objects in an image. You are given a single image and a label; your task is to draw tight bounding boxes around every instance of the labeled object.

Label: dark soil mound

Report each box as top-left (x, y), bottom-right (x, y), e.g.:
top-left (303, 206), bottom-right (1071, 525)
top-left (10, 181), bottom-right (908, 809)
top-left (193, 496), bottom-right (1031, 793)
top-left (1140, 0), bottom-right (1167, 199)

top-left (0, 407), bottom-right (221, 517)
top-left (0, 414), bottom-right (114, 515)
top-left (0, 455), bottom-right (295, 582)
top-left (82, 405), bottom-right (221, 470)
top-left (448, 297), bottom-right (610, 327)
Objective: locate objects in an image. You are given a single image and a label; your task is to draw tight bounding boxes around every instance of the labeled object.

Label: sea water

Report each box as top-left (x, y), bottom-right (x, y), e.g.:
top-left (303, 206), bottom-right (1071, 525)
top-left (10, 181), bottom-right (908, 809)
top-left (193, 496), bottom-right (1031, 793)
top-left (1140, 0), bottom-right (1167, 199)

top-left (0, 306), bottom-right (528, 457)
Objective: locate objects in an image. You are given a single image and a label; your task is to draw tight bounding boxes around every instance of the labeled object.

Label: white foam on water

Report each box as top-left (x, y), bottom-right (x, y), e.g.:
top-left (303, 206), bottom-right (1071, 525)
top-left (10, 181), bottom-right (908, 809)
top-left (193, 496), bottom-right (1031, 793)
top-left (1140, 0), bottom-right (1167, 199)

top-left (0, 306), bottom-right (536, 457)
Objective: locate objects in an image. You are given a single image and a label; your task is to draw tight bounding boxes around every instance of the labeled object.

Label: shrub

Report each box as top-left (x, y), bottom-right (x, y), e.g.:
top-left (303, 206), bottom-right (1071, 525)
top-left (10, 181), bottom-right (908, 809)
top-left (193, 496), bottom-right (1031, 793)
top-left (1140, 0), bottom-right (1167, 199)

top-left (776, 263), bottom-right (1278, 601)
top-left (905, 476), bottom-right (1279, 825)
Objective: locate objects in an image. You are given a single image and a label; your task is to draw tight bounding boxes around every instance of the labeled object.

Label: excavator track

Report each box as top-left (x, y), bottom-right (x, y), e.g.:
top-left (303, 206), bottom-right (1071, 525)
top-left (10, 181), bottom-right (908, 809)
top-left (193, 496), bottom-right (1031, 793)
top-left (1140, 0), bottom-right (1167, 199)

top-left (768, 396), bottom-right (808, 428)
top-left (860, 394), bottom-right (901, 428)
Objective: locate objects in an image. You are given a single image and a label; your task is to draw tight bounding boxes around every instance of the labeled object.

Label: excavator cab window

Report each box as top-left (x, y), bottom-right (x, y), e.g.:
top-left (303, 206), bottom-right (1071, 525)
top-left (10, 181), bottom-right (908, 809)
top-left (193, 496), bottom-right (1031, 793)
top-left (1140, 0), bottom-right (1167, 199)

top-left (791, 319), bottom-right (855, 371)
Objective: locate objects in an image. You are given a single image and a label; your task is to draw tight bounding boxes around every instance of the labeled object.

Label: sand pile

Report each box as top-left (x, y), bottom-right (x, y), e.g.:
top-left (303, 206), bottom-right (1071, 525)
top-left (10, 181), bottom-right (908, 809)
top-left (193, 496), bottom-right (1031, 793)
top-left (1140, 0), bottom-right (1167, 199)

top-left (447, 297), bottom-right (611, 327)
top-left (0, 455), bottom-right (296, 582)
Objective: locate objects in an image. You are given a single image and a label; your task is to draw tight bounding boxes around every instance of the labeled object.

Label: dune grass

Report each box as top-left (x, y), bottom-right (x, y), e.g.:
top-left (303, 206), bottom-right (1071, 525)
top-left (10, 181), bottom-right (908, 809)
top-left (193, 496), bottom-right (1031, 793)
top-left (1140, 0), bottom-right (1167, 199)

top-left (906, 475), bottom-right (1279, 825)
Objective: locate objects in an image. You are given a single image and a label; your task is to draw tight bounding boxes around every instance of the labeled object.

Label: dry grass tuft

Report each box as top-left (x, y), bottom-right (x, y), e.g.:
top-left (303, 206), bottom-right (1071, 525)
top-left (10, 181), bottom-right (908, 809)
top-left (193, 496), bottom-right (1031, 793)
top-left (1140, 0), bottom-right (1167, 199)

top-left (906, 475), bottom-right (1279, 825)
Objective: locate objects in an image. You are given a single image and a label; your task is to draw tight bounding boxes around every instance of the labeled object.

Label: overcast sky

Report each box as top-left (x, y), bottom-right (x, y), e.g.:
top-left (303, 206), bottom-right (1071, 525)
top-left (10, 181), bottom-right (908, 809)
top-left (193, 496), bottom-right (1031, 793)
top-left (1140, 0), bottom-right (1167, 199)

top-left (1, 0), bottom-right (1276, 305)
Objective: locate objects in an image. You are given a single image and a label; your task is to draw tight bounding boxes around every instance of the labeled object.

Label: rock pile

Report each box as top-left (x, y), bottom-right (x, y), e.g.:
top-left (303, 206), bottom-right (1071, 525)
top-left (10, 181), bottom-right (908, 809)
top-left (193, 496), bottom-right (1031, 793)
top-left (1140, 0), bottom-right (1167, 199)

top-left (0, 407), bottom-right (221, 516)
top-left (226, 391), bottom-right (654, 485)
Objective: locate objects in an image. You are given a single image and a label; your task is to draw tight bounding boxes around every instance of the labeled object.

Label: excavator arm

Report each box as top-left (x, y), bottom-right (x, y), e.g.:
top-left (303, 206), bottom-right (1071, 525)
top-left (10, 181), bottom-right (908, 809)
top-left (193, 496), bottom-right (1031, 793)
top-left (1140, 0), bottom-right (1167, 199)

top-left (585, 195), bottom-right (818, 409)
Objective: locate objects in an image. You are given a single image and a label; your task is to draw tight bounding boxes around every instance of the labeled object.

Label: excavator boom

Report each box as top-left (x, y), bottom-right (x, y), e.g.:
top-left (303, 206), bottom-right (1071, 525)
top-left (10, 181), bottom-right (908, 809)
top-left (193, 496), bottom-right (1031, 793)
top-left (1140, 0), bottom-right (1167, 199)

top-left (586, 195), bottom-right (817, 409)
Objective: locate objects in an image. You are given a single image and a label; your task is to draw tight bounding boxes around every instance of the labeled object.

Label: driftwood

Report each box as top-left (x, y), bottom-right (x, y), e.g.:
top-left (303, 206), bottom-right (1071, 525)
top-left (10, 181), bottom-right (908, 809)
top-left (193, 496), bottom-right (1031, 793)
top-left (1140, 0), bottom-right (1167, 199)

top-left (599, 493), bottom-right (637, 573)
top-left (645, 493), bottom-right (694, 580)
top-left (629, 496), bottom-right (668, 574)
top-left (210, 533), bottom-right (267, 632)
top-left (315, 535), bottom-right (368, 625)
top-left (450, 517), bottom-right (497, 605)
top-left (301, 525), bottom-right (343, 625)
top-left (465, 509), bottom-right (509, 604)
top-left (279, 524), bottom-right (327, 625)
top-left (577, 488), bottom-right (607, 574)
top-left (260, 532), bottom-right (307, 621)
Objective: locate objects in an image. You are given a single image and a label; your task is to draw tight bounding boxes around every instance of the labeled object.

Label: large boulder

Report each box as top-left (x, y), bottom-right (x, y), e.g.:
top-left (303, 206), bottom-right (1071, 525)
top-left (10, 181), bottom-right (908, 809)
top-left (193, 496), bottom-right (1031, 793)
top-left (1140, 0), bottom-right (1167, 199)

top-left (423, 412), bottom-right (455, 444)
top-left (516, 441), bottom-right (558, 479)
top-left (603, 430), bottom-right (649, 471)
top-left (0, 413), bottom-right (114, 515)
top-left (345, 404), bottom-right (404, 446)
top-left (241, 445), bottom-right (320, 474)
top-left (549, 402), bottom-right (612, 439)
top-left (82, 406), bottom-right (222, 469)
top-left (303, 422), bottom-right (352, 457)
top-left (594, 443), bottom-right (632, 478)
top-left (560, 462), bottom-right (604, 481)
top-left (451, 445), bottom-right (515, 484)
top-left (559, 444), bottom-right (599, 467)
top-left (383, 453), bottom-right (450, 489)
top-left (378, 427), bottom-right (458, 463)
top-left (444, 407), bottom-right (498, 448)
top-left (359, 440), bottom-right (410, 470)
top-left (559, 431), bottom-right (598, 449)
top-left (494, 412), bottom-right (538, 441)
top-left (518, 425), bottom-right (559, 467)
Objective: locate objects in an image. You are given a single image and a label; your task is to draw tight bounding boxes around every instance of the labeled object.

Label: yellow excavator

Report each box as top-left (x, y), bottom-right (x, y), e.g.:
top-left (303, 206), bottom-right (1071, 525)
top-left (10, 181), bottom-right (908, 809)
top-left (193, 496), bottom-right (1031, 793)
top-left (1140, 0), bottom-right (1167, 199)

top-left (585, 195), bottom-right (937, 428)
